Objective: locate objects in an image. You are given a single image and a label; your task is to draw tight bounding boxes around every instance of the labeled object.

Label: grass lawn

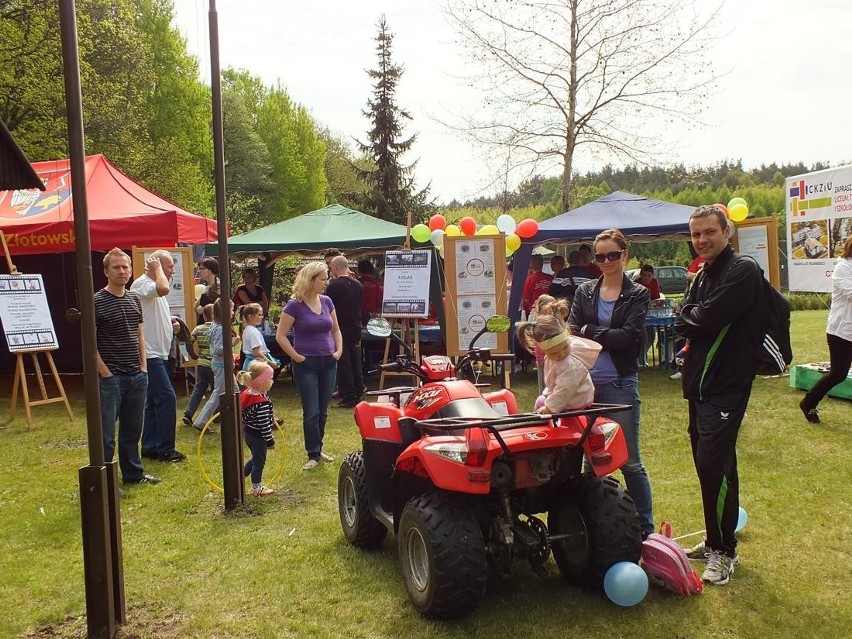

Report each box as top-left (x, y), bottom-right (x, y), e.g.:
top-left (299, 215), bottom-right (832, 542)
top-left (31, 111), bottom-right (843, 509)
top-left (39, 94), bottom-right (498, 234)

top-left (1, 310), bottom-right (849, 638)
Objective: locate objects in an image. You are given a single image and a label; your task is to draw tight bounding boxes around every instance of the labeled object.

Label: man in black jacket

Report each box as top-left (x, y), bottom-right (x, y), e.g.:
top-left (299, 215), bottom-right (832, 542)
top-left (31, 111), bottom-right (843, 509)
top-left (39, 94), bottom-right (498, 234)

top-left (326, 256), bottom-right (364, 408)
top-left (674, 205), bottom-right (764, 586)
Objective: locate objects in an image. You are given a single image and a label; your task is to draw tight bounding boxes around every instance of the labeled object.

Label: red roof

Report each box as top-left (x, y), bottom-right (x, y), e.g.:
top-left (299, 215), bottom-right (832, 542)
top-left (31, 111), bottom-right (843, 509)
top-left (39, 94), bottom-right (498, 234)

top-left (0, 154), bottom-right (217, 255)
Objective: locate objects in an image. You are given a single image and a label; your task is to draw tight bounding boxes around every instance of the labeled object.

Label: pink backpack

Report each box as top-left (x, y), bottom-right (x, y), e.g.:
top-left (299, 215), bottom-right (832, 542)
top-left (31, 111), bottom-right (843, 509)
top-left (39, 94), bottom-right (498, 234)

top-left (641, 521), bottom-right (703, 595)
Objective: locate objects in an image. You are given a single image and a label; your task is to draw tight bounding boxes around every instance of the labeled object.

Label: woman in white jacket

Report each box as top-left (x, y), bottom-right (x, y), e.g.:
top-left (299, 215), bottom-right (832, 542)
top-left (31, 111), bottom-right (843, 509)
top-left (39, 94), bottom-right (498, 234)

top-left (799, 235), bottom-right (852, 423)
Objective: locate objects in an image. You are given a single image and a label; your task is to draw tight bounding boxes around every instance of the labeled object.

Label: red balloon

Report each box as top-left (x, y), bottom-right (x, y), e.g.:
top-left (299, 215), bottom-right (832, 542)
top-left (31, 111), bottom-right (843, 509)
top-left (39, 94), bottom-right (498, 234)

top-left (714, 203), bottom-right (729, 218)
top-left (459, 216), bottom-right (477, 236)
top-left (516, 218), bottom-right (539, 239)
top-left (428, 214), bottom-right (447, 231)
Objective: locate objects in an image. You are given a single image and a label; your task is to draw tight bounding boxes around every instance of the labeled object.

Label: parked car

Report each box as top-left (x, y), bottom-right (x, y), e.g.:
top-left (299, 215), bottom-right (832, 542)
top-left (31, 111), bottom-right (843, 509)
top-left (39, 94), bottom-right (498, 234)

top-left (627, 265), bottom-right (688, 296)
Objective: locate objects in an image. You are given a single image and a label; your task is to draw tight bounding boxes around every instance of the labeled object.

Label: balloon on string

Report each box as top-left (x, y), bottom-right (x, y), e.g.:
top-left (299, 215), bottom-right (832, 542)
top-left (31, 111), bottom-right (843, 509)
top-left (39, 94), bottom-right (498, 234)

top-left (736, 506), bottom-right (748, 533)
top-left (727, 197), bottom-right (747, 210)
top-left (479, 224), bottom-right (499, 236)
top-left (428, 214), bottom-right (447, 231)
top-left (430, 228), bottom-right (445, 247)
top-left (506, 233), bottom-right (521, 251)
top-left (445, 224), bottom-right (461, 237)
top-left (714, 203), bottom-right (729, 218)
top-left (516, 218), bottom-right (539, 239)
top-left (729, 203), bottom-right (749, 222)
top-left (506, 246), bottom-right (515, 258)
top-left (496, 214), bottom-right (517, 235)
top-left (603, 562), bottom-right (648, 607)
top-left (411, 223), bottom-right (431, 243)
top-left (459, 217), bottom-right (477, 236)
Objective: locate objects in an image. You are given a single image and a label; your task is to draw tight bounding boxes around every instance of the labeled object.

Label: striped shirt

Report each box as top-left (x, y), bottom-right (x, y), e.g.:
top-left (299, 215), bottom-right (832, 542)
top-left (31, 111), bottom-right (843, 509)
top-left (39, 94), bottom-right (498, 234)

top-left (191, 322), bottom-right (213, 367)
top-left (241, 390), bottom-right (275, 444)
top-left (94, 288), bottom-right (143, 375)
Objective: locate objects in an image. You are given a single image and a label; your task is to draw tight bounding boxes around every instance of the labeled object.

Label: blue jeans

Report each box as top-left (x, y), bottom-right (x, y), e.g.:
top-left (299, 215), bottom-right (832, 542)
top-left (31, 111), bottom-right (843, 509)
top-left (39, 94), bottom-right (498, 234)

top-left (100, 371), bottom-right (148, 482)
top-left (594, 375), bottom-right (654, 536)
top-left (141, 357), bottom-right (177, 456)
top-left (194, 366), bottom-right (230, 429)
top-left (184, 364), bottom-right (214, 420)
top-left (243, 428), bottom-right (269, 484)
top-left (292, 355), bottom-right (337, 461)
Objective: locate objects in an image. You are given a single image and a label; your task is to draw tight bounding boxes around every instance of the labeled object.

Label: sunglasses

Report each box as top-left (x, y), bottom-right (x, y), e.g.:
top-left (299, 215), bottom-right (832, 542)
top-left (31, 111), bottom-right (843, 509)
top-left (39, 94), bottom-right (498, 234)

top-left (594, 250), bottom-right (625, 263)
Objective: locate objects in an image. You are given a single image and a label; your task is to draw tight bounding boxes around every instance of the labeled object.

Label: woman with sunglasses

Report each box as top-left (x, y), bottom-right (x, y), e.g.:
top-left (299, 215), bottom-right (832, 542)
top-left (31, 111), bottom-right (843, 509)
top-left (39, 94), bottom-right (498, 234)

top-left (567, 229), bottom-right (654, 538)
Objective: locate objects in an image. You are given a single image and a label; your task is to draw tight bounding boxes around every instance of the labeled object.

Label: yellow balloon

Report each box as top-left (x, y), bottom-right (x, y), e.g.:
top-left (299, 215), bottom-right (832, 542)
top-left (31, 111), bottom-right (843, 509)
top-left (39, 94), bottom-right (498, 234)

top-left (445, 224), bottom-right (461, 237)
top-left (480, 224), bottom-right (499, 236)
top-left (729, 203), bottom-right (749, 222)
top-left (506, 233), bottom-right (521, 251)
top-left (506, 246), bottom-right (515, 258)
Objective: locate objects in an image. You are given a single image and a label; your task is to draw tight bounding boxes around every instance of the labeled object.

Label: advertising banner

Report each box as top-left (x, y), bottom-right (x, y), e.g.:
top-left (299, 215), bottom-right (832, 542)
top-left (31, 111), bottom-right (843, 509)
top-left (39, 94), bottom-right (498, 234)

top-left (382, 249), bottom-right (431, 318)
top-left (0, 274), bottom-right (58, 352)
top-left (786, 165), bottom-right (852, 292)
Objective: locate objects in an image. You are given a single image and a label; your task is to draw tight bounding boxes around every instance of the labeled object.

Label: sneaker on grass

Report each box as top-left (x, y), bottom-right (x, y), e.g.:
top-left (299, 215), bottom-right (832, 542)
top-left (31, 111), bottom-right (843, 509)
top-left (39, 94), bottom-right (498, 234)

top-left (250, 484), bottom-right (274, 496)
top-left (701, 550), bottom-right (735, 585)
top-left (686, 540), bottom-right (739, 564)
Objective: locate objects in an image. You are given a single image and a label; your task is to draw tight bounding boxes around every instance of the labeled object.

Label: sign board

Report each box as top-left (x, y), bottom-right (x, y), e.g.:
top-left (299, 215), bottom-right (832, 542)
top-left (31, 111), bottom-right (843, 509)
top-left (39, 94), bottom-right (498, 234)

top-left (731, 216), bottom-right (781, 289)
top-left (443, 235), bottom-right (508, 356)
top-left (131, 246), bottom-right (196, 329)
top-left (382, 249), bottom-right (431, 318)
top-left (0, 273), bottom-right (58, 352)
top-left (785, 164), bottom-right (852, 292)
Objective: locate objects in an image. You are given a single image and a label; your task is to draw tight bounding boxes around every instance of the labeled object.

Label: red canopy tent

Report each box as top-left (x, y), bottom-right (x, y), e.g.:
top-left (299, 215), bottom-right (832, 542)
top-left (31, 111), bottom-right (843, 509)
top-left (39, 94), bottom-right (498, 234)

top-left (0, 154), bottom-right (216, 255)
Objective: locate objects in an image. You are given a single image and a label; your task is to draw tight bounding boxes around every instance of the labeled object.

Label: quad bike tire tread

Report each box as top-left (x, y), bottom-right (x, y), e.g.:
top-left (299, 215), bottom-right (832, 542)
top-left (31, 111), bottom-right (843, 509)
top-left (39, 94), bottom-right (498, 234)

top-left (338, 451), bottom-right (387, 548)
top-left (549, 474), bottom-right (642, 588)
top-left (398, 492), bottom-right (487, 619)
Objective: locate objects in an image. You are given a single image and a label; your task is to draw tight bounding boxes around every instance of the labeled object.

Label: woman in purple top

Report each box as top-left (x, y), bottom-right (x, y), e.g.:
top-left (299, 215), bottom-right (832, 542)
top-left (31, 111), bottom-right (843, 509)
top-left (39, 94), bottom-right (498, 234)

top-left (276, 262), bottom-right (343, 470)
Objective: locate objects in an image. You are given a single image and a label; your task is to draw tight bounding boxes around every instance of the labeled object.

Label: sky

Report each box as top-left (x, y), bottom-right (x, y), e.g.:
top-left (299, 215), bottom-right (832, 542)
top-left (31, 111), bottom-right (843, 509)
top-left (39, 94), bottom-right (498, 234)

top-left (172, 0), bottom-right (852, 205)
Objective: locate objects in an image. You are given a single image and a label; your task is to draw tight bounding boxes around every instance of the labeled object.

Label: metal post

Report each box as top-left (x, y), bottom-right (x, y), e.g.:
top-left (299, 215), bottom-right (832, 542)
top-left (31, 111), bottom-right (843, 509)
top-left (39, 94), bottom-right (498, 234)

top-left (208, 0), bottom-right (244, 508)
top-left (58, 1), bottom-right (123, 634)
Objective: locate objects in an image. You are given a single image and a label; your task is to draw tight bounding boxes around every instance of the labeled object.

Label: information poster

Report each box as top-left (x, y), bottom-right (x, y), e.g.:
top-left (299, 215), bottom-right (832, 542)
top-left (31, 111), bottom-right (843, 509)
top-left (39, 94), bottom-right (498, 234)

top-left (0, 274), bottom-right (58, 352)
top-left (443, 235), bottom-right (508, 356)
top-left (382, 249), bottom-right (431, 318)
top-left (731, 216), bottom-right (780, 289)
top-left (786, 165), bottom-right (852, 292)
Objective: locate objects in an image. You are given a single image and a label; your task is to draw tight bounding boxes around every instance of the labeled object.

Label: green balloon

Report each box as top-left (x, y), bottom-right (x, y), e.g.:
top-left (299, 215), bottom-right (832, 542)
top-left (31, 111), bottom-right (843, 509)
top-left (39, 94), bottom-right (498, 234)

top-left (728, 197), bottom-right (747, 210)
top-left (411, 223), bottom-right (431, 243)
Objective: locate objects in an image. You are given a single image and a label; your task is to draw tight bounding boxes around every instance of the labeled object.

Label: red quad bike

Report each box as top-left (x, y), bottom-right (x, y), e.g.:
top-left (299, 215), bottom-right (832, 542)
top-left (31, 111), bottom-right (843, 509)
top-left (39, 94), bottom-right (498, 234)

top-left (337, 316), bottom-right (642, 619)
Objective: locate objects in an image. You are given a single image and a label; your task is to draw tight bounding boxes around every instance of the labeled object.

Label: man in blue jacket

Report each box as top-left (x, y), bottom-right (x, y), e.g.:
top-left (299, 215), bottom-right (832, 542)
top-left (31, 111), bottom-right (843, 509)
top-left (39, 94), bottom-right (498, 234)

top-left (674, 204), bottom-right (764, 586)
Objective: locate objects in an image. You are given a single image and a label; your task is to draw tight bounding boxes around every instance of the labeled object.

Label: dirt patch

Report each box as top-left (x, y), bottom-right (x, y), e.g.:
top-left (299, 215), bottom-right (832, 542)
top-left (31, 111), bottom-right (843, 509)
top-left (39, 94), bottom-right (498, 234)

top-left (20, 604), bottom-right (187, 639)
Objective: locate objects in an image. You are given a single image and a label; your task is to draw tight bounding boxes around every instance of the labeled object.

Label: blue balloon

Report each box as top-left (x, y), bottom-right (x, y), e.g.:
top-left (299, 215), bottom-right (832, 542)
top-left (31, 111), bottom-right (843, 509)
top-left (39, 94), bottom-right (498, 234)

top-left (603, 561), bottom-right (648, 607)
top-left (736, 506), bottom-right (748, 533)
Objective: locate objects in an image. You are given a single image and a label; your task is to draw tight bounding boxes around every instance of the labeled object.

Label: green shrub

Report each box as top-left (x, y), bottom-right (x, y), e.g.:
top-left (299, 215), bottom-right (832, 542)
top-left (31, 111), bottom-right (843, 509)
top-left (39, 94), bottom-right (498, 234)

top-left (785, 292), bottom-right (832, 311)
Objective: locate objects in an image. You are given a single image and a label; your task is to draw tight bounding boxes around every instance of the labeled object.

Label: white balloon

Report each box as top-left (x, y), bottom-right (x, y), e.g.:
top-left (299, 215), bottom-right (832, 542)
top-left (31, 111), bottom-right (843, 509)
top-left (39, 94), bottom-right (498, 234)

top-left (496, 214), bottom-right (517, 235)
top-left (728, 222), bottom-right (736, 240)
top-left (430, 228), bottom-right (445, 247)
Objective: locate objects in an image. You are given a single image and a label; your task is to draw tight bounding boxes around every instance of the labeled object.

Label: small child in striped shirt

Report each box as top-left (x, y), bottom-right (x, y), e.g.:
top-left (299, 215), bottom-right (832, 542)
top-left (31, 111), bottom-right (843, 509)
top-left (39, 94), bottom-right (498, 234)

top-left (237, 360), bottom-right (277, 496)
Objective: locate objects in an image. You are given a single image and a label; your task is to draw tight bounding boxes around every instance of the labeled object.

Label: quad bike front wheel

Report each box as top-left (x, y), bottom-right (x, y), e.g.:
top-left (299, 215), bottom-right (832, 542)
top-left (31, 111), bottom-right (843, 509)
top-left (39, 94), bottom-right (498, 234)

top-left (338, 451), bottom-right (387, 548)
top-left (548, 474), bottom-right (642, 588)
top-left (398, 492), bottom-right (487, 619)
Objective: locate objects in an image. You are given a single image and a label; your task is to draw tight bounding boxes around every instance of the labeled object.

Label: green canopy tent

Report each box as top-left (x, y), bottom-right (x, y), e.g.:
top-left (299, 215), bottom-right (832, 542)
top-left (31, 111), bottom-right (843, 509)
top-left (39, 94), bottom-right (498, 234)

top-left (205, 203), bottom-right (410, 259)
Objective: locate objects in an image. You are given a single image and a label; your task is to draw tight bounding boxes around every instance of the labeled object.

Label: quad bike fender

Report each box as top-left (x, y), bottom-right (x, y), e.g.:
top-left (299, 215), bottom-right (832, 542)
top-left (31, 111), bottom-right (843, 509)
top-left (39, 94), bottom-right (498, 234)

top-left (354, 401), bottom-right (404, 443)
top-left (481, 389), bottom-right (519, 415)
top-left (580, 416), bottom-right (628, 477)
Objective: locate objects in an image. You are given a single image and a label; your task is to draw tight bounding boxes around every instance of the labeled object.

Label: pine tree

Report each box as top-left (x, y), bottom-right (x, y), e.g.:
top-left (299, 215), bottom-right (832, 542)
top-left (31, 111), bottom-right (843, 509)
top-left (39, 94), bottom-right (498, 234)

top-left (356, 15), bottom-right (430, 223)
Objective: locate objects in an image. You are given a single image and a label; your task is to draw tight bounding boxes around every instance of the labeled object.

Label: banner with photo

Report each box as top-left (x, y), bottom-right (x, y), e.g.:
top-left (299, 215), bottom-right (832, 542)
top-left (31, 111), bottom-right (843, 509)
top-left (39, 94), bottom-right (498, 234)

top-left (382, 249), bottom-right (431, 318)
top-left (0, 274), bottom-right (58, 352)
top-left (786, 164), bottom-right (852, 292)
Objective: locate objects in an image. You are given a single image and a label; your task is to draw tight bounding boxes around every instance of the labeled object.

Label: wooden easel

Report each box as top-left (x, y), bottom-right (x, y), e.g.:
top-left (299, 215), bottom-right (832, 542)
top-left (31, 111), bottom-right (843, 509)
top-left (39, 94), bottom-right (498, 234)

top-left (1, 231), bottom-right (73, 428)
top-left (379, 318), bottom-right (421, 390)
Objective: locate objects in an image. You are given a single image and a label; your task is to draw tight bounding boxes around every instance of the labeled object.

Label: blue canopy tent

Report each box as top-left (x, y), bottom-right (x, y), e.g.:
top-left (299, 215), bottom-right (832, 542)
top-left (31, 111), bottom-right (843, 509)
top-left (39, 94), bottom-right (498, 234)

top-left (508, 191), bottom-right (696, 320)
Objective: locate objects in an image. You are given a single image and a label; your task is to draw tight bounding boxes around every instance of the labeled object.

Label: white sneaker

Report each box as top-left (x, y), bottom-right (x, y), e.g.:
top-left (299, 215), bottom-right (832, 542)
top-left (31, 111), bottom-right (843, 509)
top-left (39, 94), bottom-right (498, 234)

top-left (685, 540), bottom-right (739, 564)
top-left (701, 550), bottom-right (735, 585)
top-left (669, 371), bottom-right (682, 380)
top-left (250, 484), bottom-right (274, 496)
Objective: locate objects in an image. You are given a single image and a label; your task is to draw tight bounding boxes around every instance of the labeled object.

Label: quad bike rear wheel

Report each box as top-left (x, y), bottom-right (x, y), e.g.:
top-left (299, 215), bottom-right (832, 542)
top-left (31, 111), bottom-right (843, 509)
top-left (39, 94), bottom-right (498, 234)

top-left (398, 492), bottom-right (487, 619)
top-left (548, 474), bottom-right (642, 588)
top-left (338, 451), bottom-right (387, 548)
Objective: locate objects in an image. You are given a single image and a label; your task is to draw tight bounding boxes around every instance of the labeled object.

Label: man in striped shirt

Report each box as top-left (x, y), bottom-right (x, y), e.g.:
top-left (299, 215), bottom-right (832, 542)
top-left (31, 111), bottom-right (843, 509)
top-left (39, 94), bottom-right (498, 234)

top-left (95, 248), bottom-right (160, 485)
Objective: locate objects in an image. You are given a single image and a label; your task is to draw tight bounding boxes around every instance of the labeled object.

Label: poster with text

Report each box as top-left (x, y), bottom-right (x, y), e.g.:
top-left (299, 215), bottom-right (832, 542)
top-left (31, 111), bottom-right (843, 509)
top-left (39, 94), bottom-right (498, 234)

top-left (786, 164), bottom-right (852, 292)
top-left (456, 295), bottom-right (498, 350)
top-left (382, 249), bottom-right (431, 318)
top-left (132, 247), bottom-right (194, 327)
top-left (454, 239), bottom-right (497, 295)
top-left (0, 274), bottom-right (58, 352)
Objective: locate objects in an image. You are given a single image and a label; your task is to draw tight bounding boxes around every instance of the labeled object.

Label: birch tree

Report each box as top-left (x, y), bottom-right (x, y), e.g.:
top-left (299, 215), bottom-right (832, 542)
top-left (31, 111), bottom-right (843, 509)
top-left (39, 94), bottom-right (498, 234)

top-left (445, 0), bottom-right (720, 211)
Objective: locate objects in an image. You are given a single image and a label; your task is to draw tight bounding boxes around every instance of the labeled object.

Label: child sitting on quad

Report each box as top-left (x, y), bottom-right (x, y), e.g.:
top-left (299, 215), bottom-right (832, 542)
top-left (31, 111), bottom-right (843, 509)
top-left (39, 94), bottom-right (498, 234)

top-left (516, 315), bottom-right (601, 414)
top-left (528, 295), bottom-right (570, 394)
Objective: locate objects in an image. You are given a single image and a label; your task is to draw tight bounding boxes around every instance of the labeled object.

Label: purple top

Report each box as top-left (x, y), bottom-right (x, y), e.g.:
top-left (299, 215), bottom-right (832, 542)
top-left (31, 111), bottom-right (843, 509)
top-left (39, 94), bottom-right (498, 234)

top-left (283, 295), bottom-right (336, 356)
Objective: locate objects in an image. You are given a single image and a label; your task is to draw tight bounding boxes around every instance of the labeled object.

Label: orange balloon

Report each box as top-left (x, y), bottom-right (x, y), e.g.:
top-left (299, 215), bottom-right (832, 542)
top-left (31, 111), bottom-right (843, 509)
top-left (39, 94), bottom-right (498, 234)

top-left (516, 218), bottom-right (539, 239)
top-left (428, 214), bottom-right (447, 231)
top-left (459, 216), bottom-right (477, 236)
top-left (714, 203), bottom-right (729, 218)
